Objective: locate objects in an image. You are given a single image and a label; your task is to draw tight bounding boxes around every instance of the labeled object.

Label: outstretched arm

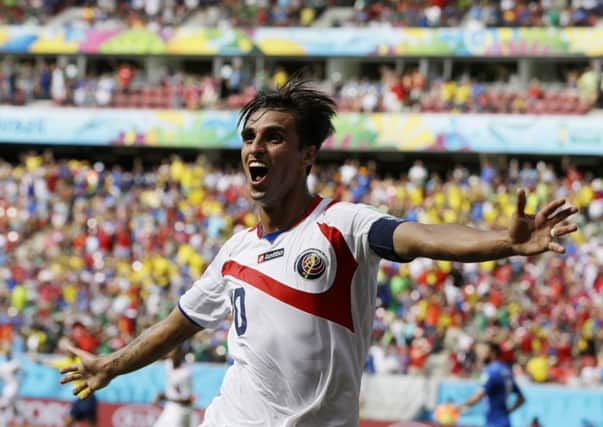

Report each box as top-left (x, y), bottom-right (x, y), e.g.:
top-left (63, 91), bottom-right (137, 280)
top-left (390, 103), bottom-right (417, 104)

top-left (59, 307), bottom-right (202, 399)
top-left (393, 189), bottom-right (577, 262)
top-left (458, 388), bottom-right (485, 412)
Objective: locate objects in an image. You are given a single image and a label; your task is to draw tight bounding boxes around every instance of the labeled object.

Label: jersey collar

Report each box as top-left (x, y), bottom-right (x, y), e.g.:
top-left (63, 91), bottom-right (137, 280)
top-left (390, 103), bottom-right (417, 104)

top-left (255, 195), bottom-right (323, 243)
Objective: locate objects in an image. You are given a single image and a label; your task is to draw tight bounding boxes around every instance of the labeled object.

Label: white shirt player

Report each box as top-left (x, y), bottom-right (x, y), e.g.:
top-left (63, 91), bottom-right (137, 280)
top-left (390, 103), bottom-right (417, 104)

top-left (0, 357), bottom-right (21, 420)
top-left (153, 358), bottom-right (194, 427)
top-left (179, 196), bottom-right (391, 427)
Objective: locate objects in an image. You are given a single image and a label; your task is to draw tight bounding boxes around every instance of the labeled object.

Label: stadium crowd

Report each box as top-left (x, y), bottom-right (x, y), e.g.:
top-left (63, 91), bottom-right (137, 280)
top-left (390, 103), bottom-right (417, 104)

top-left (1, 0), bottom-right (603, 28)
top-left (0, 58), bottom-right (599, 114)
top-left (0, 151), bottom-right (601, 387)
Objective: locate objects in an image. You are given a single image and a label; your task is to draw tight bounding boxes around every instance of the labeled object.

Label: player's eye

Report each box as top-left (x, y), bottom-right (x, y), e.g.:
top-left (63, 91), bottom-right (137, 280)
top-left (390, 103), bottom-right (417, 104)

top-left (241, 131), bottom-right (255, 143)
top-left (267, 132), bottom-right (283, 143)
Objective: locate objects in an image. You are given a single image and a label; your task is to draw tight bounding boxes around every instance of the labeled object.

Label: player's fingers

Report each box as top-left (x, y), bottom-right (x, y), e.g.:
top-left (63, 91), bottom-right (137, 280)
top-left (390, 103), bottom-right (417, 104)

top-left (72, 383), bottom-right (88, 397)
top-left (59, 372), bottom-right (82, 384)
top-left (59, 364), bottom-right (81, 374)
top-left (516, 188), bottom-right (526, 216)
top-left (551, 222), bottom-right (578, 237)
top-left (61, 342), bottom-right (86, 359)
top-left (79, 387), bottom-right (93, 400)
top-left (548, 241), bottom-right (565, 253)
top-left (548, 206), bottom-right (578, 225)
top-left (540, 198), bottom-right (567, 220)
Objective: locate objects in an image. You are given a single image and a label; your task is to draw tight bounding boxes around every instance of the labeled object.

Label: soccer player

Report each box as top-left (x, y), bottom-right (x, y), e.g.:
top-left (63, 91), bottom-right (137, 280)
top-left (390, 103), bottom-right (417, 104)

top-left (0, 351), bottom-right (22, 427)
top-left (456, 342), bottom-right (525, 427)
top-left (152, 345), bottom-right (194, 427)
top-left (58, 79), bottom-right (578, 426)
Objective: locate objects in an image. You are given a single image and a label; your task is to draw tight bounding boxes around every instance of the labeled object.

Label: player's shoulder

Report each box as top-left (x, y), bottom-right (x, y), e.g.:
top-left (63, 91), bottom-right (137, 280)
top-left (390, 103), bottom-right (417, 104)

top-left (487, 361), bottom-right (505, 375)
top-left (233, 225), bottom-right (256, 241)
top-left (221, 226), bottom-right (256, 249)
top-left (320, 200), bottom-right (385, 218)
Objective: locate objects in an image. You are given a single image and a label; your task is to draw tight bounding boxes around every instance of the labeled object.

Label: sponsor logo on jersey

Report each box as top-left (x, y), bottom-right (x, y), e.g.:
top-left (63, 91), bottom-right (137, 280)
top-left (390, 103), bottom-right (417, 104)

top-left (295, 249), bottom-right (327, 280)
top-left (257, 248), bottom-right (285, 264)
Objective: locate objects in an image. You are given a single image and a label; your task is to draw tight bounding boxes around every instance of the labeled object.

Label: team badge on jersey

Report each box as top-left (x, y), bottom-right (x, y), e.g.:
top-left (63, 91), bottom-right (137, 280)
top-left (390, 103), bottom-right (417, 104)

top-left (295, 249), bottom-right (327, 280)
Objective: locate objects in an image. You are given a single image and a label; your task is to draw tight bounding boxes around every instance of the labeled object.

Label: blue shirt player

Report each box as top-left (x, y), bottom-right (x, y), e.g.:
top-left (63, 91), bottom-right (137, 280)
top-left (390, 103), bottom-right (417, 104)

top-left (458, 342), bottom-right (525, 427)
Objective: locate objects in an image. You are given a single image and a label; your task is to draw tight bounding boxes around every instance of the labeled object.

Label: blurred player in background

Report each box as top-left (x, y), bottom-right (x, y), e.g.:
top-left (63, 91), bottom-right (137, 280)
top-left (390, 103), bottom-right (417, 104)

top-left (153, 344), bottom-right (194, 427)
top-left (58, 79), bottom-right (578, 426)
top-left (64, 389), bottom-right (97, 427)
top-left (0, 350), bottom-right (23, 427)
top-left (456, 342), bottom-right (525, 427)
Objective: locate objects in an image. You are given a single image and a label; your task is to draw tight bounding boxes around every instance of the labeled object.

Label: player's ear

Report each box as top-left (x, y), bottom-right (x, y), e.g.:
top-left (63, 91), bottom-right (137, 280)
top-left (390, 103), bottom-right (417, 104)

top-left (303, 144), bottom-right (318, 170)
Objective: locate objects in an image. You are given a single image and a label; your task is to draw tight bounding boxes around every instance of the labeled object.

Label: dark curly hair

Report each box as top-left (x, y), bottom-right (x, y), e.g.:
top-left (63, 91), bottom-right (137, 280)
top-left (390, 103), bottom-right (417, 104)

top-left (238, 78), bottom-right (336, 150)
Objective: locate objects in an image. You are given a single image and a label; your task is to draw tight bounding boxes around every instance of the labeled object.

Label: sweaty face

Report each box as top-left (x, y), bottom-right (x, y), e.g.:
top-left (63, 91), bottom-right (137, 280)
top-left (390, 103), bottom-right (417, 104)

top-left (240, 109), bottom-right (314, 207)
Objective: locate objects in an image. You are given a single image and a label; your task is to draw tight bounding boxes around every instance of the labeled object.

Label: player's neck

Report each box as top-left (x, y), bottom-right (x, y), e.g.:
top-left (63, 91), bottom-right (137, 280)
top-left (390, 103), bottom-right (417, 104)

top-left (258, 189), bottom-right (315, 234)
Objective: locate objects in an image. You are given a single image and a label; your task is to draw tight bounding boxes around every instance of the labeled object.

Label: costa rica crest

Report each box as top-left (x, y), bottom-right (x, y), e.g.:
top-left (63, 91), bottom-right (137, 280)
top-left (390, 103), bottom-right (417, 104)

top-left (295, 248), bottom-right (327, 280)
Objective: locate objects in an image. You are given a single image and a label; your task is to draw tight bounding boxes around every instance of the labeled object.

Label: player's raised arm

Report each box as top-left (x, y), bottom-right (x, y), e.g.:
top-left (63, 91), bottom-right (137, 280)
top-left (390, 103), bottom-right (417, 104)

top-left (58, 307), bottom-right (202, 399)
top-left (391, 188), bottom-right (578, 262)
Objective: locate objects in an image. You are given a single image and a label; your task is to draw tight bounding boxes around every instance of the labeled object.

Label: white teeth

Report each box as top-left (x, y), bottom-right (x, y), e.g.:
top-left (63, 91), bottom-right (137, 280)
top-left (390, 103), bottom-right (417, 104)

top-left (249, 161), bottom-right (268, 168)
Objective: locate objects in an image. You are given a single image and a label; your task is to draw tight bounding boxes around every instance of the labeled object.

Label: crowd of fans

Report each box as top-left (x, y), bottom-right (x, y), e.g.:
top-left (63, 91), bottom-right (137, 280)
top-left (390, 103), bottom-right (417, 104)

top-left (0, 58), bottom-right (599, 114)
top-left (348, 0), bottom-right (603, 28)
top-left (1, 0), bottom-right (603, 28)
top-left (0, 151), bottom-right (602, 388)
top-left (0, 0), bottom-right (199, 27)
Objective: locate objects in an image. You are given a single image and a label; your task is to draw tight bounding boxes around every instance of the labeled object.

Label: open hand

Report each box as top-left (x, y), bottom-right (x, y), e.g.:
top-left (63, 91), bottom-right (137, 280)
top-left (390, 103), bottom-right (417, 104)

top-left (509, 189), bottom-right (578, 256)
top-left (58, 341), bottom-right (112, 399)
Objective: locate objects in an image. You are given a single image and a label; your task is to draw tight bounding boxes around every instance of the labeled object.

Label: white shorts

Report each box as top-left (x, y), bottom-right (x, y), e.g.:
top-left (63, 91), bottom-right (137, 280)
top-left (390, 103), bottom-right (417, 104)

top-left (153, 401), bottom-right (192, 427)
top-left (0, 392), bottom-right (17, 410)
top-left (0, 400), bottom-right (18, 427)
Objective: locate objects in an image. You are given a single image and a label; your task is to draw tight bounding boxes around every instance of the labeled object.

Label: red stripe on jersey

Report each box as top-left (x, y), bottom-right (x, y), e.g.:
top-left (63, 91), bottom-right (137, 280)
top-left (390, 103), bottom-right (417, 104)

top-left (222, 222), bottom-right (357, 332)
top-left (290, 195), bottom-right (323, 228)
top-left (324, 199), bottom-right (339, 211)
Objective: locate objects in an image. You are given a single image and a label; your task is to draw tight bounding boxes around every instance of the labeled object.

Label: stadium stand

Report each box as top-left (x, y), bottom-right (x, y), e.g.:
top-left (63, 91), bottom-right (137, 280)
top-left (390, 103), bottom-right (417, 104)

top-left (2, 1), bottom-right (603, 28)
top-left (0, 152), bottom-right (601, 387)
top-left (0, 58), bottom-right (599, 114)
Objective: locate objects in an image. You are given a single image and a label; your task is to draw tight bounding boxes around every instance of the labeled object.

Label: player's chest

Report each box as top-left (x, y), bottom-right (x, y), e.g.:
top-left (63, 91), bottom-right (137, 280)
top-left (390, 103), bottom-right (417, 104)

top-left (224, 223), bottom-right (357, 332)
top-left (226, 229), bottom-right (337, 293)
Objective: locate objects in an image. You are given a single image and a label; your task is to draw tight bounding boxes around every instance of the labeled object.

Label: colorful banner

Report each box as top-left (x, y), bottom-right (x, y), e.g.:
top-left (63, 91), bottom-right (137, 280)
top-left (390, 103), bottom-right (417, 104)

top-left (1, 106), bottom-right (603, 155)
top-left (8, 398), bottom-right (424, 427)
top-left (0, 26), bottom-right (602, 56)
top-left (6, 398), bottom-right (205, 427)
top-left (0, 26), bottom-right (253, 55)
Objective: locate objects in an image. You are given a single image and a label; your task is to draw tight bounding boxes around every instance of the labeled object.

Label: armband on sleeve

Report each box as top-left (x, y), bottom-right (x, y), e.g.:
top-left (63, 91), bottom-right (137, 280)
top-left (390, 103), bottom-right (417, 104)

top-left (368, 217), bottom-right (411, 262)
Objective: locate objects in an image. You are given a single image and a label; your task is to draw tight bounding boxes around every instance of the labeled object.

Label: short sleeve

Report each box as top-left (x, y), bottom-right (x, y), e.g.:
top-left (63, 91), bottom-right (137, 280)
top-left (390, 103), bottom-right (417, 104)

top-left (480, 371), bottom-right (493, 393)
top-left (324, 202), bottom-right (393, 264)
top-left (352, 204), bottom-right (400, 263)
top-left (178, 241), bottom-right (233, 329)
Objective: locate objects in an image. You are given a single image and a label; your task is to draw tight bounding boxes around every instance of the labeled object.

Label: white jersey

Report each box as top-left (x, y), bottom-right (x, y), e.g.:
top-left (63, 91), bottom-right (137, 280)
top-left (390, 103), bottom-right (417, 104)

top-left (164, 359), bottom-right (193, 402)
top-left (0, 359), bottom-right (20, 401)
top-left (180, 197), bottom-right (389, 427)
top-left (153, 359), bottom-right (193, 427)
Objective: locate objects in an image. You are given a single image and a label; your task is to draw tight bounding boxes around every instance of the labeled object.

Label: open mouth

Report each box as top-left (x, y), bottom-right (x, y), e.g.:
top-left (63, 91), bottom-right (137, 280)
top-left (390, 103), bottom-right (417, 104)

top-left (249, 162), bottom-right (269, 184)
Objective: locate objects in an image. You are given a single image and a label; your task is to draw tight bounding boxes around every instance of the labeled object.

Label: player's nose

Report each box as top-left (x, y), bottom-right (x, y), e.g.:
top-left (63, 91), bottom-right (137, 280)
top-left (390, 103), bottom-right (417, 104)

top-left (246, 138), bottom-right (268, 157)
